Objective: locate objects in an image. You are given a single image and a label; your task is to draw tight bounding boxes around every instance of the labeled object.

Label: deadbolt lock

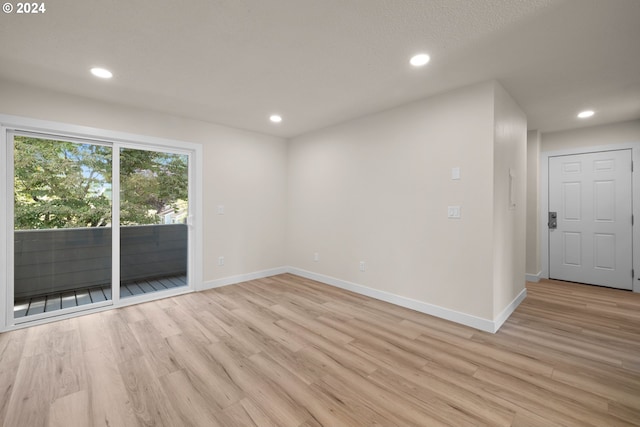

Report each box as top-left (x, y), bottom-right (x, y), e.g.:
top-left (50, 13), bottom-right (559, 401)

top-left (548, 211), bottom-right (557, 229)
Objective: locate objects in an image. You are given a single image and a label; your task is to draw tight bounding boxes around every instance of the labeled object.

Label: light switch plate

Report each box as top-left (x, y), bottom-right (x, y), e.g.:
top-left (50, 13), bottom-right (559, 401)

top-left (451, 167), bottom-right (461, 180)
top-left (448, 206), bottom-right (461, 219)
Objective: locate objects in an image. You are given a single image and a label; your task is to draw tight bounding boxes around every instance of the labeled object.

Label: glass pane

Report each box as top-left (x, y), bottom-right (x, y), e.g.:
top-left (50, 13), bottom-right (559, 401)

top-left (119, 148), bottom-right (188, 297)
top-left (13, 136), bottom-right (113, 318)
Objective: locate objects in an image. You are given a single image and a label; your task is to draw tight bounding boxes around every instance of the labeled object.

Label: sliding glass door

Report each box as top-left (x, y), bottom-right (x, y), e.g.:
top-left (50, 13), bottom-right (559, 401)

top-left (9, 131), bottom-right (192, 324)
top-left (119, 147), bottom-right (189, 298)
top-left (13, 135), bottom-right (113, 320)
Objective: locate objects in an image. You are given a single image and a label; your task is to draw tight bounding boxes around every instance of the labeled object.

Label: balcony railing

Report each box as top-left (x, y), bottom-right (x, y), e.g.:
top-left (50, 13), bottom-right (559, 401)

top-left (14, 224), bottom-right (188, 299)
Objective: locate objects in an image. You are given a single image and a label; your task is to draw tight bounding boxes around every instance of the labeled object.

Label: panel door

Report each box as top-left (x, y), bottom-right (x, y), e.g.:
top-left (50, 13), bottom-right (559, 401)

top-left (548, 150), bottom-right (632, 289)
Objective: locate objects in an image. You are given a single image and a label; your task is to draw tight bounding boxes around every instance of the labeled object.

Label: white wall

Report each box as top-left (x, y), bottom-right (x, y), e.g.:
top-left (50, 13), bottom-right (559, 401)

top-left (526, 130), bottom-right (541, 278)
top-left (542, 119), bottom-right (640, 152)
top-left (492, 84), bottom-right (527, 318)
top-left (0, 79), bottom-right (288, 285)
top-left (287, 81), bottom-right (526, 327)
top-left (1, 78), bottom-right (529, 331)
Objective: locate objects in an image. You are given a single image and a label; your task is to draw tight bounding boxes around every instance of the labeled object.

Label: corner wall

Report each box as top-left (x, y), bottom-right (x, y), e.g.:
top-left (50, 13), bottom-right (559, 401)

top-left (0, 79), bottom-right (288, 286)
top-left (492, 84), bottom-right (527, 320)
top-left (526, 130), bottom-right (541, 279)
top-left (287, 81), bottom-right (527, 330)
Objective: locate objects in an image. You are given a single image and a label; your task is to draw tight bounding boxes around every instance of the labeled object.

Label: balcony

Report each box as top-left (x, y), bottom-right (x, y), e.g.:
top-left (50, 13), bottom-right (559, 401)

top-left (14, 224), bottom-right (188, 318)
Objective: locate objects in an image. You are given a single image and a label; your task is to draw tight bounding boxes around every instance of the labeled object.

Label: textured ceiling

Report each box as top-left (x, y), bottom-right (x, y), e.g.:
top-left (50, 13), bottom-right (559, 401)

top-left (0, 0), bottom-right (639, 138)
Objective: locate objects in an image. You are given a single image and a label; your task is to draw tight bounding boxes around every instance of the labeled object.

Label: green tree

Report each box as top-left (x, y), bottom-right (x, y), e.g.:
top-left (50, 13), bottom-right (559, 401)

top-left (13, 136), bottom-right (188, 230)
top-left (120, 148), bottom-right (188, 225)
top-left (14, 136), bottom-right (112, 229)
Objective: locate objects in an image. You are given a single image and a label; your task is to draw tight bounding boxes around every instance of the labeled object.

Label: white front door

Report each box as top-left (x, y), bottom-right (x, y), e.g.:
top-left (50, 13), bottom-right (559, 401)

top-left (548, 149), bottom-right (633, 290)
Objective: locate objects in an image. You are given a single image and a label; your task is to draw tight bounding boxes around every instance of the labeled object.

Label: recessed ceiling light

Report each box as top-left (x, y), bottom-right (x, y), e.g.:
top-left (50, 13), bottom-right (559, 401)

top-left (410, 53), bottom-right (430, 67)
top-left (90, 67), bottom-right (113, 79)
top-left (269, 114), bottom-right (282, 123)
top-left (577, 110), bottom-right (594, 119)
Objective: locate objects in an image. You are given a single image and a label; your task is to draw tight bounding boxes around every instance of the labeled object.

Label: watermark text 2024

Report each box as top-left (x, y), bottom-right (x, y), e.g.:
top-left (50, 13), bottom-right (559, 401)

top-left (2, 2), bottom-right (46, 13)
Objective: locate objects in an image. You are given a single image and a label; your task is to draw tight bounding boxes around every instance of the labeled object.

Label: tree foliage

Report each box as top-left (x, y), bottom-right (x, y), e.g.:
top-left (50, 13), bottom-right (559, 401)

top-left (13, 136), bottom-right (188, 230)
top-left (119, 148), bottom-right (189, 226)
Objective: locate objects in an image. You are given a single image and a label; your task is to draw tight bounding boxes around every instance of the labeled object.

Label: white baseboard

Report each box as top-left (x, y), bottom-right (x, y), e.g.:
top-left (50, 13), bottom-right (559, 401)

top-left (493, 288), bottom-right (527, 332)
top-left (287, 267), bottom-right (502, 333)
top-left (199, 266), bottom-right (527, 333)
top-left (200, 266), bottom-right (288, 290)
top-left (525, 271), bottom-right (542, 282)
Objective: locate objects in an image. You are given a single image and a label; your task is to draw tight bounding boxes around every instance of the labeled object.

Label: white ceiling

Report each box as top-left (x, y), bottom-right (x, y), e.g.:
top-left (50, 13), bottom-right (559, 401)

top-left (0, 0), bottom-right (638, 138)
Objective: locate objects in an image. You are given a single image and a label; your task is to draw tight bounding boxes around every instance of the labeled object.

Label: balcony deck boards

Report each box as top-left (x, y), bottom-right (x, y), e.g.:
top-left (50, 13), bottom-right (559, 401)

top-left (61, 292), bottom-right (76, 309)
top-left (44, 295), bottom-right (61, 312)
top-left (158, 277), bottom-right (179, 288)
top-left (168, 275), bottom-right (187, 286)
top-left (127, 283), bottom-right (145, 295)
top-left (89, 287), bottom-right (107, 303)
top-left (13, 274), bottom-right (187, 319)
top-left (76, 289), bottom-right (92, 306)
top-left (137, 281), bottom-right (156, 293)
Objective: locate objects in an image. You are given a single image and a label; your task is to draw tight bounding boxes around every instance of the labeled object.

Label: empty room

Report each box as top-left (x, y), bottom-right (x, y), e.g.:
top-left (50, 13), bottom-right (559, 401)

top-left (0, 0), bottom-right (639, 426)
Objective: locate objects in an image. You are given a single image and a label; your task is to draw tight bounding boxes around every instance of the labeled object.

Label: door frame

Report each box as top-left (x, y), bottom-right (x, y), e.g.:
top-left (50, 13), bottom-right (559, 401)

top-left (540, 142), bottom-right (639, 292)
top-left (0, 114), bottom-right (204, 332)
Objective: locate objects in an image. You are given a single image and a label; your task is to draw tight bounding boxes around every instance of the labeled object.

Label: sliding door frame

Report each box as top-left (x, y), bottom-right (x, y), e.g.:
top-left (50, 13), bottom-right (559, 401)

top-left (9, 130), bottom-right (116, 325)
top-left (0, 114), bottom-right (203, 332)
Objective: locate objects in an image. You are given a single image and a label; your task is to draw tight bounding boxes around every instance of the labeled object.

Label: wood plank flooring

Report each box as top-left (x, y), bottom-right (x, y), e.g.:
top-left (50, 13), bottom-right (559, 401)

top-left (1, 274), bottom-right (639, 426)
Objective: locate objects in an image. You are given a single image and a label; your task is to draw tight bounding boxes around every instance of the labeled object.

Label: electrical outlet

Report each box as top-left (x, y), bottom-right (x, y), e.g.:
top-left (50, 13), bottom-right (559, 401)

top-left (218, 256), bottom-right (225, 266)
top-left (359, 261), bottom-right (366, 272)
top-left (313, 252), bottom-right (319, 262)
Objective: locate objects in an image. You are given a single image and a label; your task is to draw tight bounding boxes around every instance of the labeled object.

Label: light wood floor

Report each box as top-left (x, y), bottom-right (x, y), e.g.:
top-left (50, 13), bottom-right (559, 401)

top-left (1, 274), bottom-right (639, 426)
